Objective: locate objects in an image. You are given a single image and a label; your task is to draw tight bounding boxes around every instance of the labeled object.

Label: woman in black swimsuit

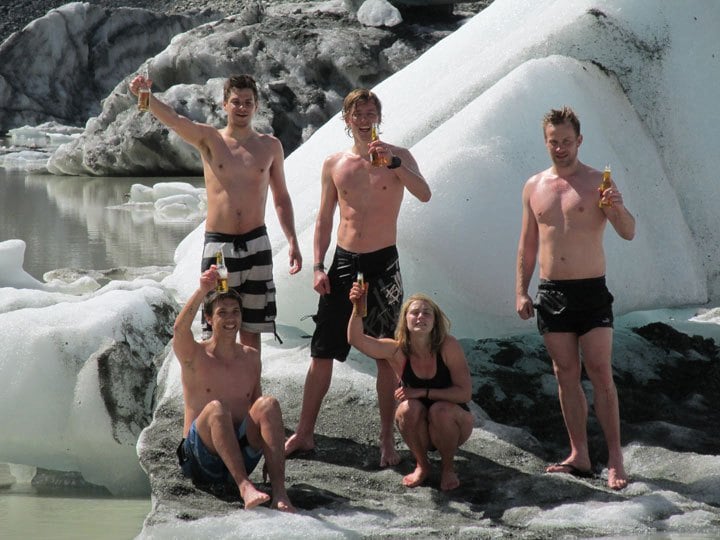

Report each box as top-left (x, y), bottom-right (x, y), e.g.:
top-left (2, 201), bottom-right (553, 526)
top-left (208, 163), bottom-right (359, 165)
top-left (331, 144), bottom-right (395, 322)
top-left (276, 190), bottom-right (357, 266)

top-left (348, 285), bottom-right (474, 491)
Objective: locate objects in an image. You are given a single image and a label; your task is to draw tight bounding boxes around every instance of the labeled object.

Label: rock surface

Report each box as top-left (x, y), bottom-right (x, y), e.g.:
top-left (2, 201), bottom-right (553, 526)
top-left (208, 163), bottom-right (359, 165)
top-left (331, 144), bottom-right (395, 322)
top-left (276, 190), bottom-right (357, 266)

top-left (0, 3), bottom-right (217, 135)
top-left (138, 322), bottom-right (720, 537)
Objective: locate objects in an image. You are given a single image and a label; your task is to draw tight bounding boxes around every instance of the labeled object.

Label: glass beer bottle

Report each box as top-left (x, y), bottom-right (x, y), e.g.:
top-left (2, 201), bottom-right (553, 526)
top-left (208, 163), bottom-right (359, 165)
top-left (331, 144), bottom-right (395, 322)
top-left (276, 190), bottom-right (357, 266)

top-left (598, 165), bottom-right (613, 208)
top-left (137, 67), bottom-right (150, 112)
top-left (215, 250), bottom-right (229, 292)
top-left (355, 271), bottom-right (368, 318)
top-left (370, 124), bottom-right (386, 167)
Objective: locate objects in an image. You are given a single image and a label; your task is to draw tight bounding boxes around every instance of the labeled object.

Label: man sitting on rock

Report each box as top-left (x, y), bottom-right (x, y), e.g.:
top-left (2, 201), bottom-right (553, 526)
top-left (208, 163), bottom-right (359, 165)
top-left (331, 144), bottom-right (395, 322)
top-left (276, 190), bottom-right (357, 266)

top-left (173, 266), bottom-right (294, 512)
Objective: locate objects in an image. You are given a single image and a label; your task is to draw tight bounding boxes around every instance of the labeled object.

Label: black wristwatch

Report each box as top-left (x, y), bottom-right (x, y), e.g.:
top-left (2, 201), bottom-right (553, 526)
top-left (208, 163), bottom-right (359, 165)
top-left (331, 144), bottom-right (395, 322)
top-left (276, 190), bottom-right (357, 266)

top-left (387, 155), bottom-right (402, 169)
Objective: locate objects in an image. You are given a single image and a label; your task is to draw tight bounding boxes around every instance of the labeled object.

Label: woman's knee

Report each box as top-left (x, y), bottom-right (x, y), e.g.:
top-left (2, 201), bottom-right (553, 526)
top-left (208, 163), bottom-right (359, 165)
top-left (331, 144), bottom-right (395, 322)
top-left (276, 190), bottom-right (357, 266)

top-left (427, 401), bottom-right (454, 422)
top-left (395, 399), bottom-right (426, 425)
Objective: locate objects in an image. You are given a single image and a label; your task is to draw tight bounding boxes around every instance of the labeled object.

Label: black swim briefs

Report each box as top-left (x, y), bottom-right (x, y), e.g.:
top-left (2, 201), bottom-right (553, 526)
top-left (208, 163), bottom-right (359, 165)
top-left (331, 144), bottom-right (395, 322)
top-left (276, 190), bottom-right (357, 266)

top-left (311, 245), bottom-right (403, 361)
top-left (533, 276), bottom-right (614, 336)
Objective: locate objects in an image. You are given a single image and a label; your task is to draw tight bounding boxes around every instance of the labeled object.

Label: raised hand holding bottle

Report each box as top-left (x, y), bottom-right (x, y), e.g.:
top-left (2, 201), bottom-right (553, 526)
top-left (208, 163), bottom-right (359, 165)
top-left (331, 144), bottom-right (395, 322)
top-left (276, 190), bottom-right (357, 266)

top-left (370, 124), bottom-right (387, 167)
top-left (215, 250), bottom-right (228, 292)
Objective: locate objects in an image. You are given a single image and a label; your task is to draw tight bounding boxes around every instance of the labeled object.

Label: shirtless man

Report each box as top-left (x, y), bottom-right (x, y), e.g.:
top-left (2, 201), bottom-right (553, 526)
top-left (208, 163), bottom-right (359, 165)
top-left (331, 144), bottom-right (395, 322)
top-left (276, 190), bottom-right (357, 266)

top-left (174, 266), bottom-right (294, 511)
top-left (284, 89), bottom-right (431, 466)
top-left (516, 106), bottom-right (635, 490)
top-left (129, 73), bottom-right (302, 348)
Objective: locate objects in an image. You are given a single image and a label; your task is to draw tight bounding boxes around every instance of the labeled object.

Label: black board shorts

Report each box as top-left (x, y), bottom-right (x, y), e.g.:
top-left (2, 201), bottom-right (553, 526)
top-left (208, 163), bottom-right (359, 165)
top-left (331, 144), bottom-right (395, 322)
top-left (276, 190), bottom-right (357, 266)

top-left (311, 245), bottom-right (403, 361)
top-left (534, 276), bottom-right (614, 336)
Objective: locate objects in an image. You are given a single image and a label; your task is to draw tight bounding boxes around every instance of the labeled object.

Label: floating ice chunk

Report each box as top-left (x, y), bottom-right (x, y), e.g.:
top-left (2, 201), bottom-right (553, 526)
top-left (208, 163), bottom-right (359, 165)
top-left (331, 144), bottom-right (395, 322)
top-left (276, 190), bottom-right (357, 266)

top-left (0, 150), bottom-right (50, 172)
top-left (154, 194), bottom-right (203, 220)
top-left (0, 240), bottom-right (45, 289)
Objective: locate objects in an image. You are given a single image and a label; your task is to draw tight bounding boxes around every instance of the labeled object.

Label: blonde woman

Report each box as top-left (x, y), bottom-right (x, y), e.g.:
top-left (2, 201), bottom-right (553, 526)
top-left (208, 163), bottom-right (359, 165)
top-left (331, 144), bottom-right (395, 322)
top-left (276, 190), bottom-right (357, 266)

top-left (348, 285), bottom-right (474, 491)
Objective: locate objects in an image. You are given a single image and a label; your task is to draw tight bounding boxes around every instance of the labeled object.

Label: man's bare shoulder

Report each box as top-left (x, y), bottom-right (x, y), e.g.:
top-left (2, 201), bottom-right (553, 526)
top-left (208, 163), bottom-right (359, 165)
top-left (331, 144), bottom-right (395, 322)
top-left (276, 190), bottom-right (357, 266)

top-left (524, 168), bottom-right (552, 192)
top-left (240, 342), bottom-right (260, 358)
top-left (256, 132), bottom-right (282, 148)
top-left (579, 162), bottom-right (602, 178)
top-left (323, 149), bottom-right (351, 166)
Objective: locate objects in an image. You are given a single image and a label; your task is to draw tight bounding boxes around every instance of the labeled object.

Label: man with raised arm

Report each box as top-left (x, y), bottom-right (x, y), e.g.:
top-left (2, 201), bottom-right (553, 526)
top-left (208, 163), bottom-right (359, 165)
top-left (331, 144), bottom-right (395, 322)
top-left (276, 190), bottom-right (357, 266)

top-left (174, 266), bottom-right (294, 511)
top-left (516, 106), bottom-right (635, 490)
top-left (129, 73), bottom-right (302, 348)
top-left (284, 89), bottom-right (431, 467)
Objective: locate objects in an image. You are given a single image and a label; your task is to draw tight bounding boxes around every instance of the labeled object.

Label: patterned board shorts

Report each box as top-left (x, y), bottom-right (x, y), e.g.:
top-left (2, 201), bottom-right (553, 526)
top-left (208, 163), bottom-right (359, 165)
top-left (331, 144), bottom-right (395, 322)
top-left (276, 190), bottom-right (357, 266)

top-left (311, 245), bottom-right (403, 361)
top-left (201, 226), bottom-right (276, 335)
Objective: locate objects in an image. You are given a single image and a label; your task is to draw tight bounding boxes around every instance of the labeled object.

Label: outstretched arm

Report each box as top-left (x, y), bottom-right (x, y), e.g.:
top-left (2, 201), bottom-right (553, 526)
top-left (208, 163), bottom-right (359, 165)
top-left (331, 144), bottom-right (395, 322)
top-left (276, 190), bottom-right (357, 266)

top-left (173, 267), bottom-right (218, 366)
top-left (129, 75), bottom-right (217, 152)
top-left (347, 282), bottom-right (401, 369)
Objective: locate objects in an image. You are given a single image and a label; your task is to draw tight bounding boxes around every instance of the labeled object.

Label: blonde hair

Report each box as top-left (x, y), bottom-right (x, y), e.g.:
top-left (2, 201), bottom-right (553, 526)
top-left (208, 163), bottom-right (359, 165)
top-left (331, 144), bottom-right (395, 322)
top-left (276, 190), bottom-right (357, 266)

top-left (542, 106), bottom-right (581, 137)
top-left (394, 293), bottom-right (450, 357)
top-left (342, 88), bottom-right (382, 136)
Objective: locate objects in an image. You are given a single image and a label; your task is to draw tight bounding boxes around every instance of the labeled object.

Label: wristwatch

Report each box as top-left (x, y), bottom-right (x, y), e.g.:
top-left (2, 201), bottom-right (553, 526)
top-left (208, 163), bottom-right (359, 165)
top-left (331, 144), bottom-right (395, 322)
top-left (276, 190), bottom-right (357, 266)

top-left (387, 156), bottom-right (402, 169)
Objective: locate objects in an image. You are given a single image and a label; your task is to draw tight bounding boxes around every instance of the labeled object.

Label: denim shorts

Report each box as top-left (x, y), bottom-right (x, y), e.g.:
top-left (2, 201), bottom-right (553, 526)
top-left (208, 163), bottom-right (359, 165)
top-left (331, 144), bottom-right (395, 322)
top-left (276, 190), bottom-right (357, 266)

top-left (177, 417), bottom-right (263, 484)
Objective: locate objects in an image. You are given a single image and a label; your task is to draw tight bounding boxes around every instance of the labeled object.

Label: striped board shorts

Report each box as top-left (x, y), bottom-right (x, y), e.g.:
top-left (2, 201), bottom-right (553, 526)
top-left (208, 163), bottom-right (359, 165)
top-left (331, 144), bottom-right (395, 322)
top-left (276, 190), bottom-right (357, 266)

top-left (201, 226), bottom-right (276, 335)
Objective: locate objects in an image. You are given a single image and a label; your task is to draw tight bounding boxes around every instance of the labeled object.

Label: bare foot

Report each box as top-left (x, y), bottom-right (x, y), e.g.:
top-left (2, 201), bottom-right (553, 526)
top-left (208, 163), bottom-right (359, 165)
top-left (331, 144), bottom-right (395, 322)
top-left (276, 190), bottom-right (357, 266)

top-left (379, 439), bottom-right (400, 468)
top-left (440, 468), bottom-right (460, 491)
top-left (545, 461), bottom-right (594, 478)
top-left (607, 465), bottom-right (628, 490)
top-left (402, 465), bottom-right (430, 488)
top-left (240, 483), bottom-right (271, 510)
top-left (272, 496), bottom-right (296, 513)
top-left (284, 433), bottom-right (314, 457)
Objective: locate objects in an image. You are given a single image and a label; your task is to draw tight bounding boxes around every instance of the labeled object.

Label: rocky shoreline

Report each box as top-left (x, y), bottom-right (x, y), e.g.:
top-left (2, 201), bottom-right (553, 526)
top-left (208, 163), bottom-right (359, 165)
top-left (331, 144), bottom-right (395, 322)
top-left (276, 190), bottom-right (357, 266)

top-left (138, 322), bottom-right (720, 537)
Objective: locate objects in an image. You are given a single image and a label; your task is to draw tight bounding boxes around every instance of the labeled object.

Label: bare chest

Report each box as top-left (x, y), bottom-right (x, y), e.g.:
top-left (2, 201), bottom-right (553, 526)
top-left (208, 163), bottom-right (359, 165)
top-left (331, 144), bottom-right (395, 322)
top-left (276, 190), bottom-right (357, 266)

top-left (206, 139), bottom-right (272, 187)
top-left (334, 159), bottom-right (403, 209)
top-left (531, 179), bottom-right (601, 227)
top-left (186, 359), bottom-right (255, 404)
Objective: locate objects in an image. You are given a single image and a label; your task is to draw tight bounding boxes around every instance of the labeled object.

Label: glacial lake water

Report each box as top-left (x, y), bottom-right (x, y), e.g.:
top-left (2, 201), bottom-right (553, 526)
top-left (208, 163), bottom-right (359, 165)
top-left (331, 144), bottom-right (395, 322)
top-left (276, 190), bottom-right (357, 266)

top-left (0, 168), bottom-right (203, 539)
top-left (0, 488), bottom-right (151, 540)
top-left (0, 168), bottom-right (204, 280)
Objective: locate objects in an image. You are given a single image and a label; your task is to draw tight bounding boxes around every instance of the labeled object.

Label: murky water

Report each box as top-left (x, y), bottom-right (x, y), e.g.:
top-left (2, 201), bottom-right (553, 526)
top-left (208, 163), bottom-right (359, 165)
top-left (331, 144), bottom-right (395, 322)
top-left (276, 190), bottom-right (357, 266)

top-left (0, 168), bottom-right (204, 280)
top-left (0, 489), bottom-right (150, 540)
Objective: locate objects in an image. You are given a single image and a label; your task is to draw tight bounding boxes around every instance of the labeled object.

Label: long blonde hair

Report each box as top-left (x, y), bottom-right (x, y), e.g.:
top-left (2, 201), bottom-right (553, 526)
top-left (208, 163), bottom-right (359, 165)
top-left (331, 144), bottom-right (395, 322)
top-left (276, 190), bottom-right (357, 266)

top-left (394, 293), bottom-right (450, 357)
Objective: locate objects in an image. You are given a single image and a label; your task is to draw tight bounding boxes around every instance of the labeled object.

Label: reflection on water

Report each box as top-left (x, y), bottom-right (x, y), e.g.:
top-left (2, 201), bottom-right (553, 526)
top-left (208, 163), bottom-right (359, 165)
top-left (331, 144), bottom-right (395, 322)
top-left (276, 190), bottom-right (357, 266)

top-left (0, 169), bottom-right (204, 280)
top-left (0, 489), bottom-right (150, 540)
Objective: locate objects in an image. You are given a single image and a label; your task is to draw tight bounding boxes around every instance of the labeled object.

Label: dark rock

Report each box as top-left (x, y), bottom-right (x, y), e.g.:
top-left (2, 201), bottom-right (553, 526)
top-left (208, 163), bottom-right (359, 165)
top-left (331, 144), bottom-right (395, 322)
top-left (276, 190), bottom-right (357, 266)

top-left (32, 468), bottom-right (111, 496)
top-left (138, 326), bottom-right (720, 535)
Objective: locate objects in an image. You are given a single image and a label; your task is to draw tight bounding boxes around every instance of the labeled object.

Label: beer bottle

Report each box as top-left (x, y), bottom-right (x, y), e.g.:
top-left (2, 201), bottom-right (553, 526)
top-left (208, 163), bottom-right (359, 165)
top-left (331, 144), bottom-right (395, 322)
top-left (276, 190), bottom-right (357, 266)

top-left (355, 271), bottom-right (368, 318)
top-left (137, 67), bottom-right (150, 112)
top-left (215, 250), bottom-right (229, 292)
top-left (598, 165), bottom-right (613, 208)
top-left (370, 124), bottom-right (386, 167)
